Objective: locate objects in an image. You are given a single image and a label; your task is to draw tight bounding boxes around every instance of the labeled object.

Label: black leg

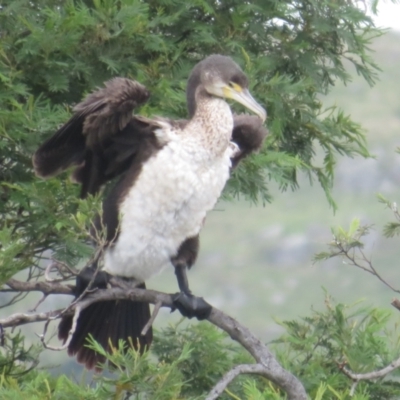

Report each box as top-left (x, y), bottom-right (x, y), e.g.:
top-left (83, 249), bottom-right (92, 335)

top-left (171, 262), bottom-right (212, 321)
top-left (174, 263), bottom-right (192, 294)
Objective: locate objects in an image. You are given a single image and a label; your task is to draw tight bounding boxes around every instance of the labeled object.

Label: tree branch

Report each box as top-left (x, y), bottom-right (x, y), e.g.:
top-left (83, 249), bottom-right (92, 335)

top-left (341, 356), bottom-right (400, 383)
top-left (3, 278), bottom-right (73, 295)
top-left (0, 282), bottom-right (307, 399)
top-left (205, 364), bottom-right (270, 400)
top-left (0, 308), bottom-right (64, 327)
top-left (334, 242), bottom-right (400, 294)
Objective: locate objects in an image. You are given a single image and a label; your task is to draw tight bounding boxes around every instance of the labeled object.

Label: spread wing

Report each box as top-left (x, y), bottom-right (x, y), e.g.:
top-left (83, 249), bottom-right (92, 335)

top-left (231, 114), bottom-right (268, 168)
top-left (33, 77), bottom-right (267, 200)
top-left (33, 78), bottom-right (157, 198)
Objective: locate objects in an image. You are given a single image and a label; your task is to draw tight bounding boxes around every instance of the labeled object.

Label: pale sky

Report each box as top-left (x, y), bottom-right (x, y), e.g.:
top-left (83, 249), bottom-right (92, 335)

top-left (373, 1), bottom-right (400, 30)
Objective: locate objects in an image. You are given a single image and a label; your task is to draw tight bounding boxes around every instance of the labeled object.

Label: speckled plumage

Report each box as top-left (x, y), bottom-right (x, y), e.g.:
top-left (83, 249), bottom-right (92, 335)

top-left (104, 95), bottom-right (235, 280)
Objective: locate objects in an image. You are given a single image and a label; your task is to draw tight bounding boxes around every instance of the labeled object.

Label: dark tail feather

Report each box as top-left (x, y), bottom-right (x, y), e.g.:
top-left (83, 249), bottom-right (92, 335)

top-left (58, 284), bottom-right (152, 370)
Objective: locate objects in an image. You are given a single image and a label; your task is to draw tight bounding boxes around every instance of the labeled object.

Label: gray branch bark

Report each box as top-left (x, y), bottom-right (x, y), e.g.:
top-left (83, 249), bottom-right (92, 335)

top-left (5, 278), bottom-right (73, 294)
top-left (206, 364), bottom-right (271, 399)
top-left (1, 279), bottom-right (307, 399)
top-left (342, 357), bottom-right (400, 382)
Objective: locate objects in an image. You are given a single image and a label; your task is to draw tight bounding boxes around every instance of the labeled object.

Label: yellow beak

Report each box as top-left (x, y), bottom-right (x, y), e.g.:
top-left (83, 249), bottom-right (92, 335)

top-left (223, 85), bottom-right (267, 122)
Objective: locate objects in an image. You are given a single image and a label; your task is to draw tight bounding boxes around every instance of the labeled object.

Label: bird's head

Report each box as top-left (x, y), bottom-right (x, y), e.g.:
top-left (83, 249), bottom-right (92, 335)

top-left (187, 54), bottom-right (266, 122)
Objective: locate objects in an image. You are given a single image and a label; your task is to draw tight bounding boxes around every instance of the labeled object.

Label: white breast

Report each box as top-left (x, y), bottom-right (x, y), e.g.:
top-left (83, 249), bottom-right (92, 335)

top-left (103, 123), bottom-right (233, 281)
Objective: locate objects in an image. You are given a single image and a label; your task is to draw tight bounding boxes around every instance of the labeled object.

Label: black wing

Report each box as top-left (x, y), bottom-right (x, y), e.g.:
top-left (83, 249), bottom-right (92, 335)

top-left (41, 80), bottom-right (157, 369)
top-left (33, 78), bottom-right (151, 198)
top-left (231, 114), bottom-right (268, 168)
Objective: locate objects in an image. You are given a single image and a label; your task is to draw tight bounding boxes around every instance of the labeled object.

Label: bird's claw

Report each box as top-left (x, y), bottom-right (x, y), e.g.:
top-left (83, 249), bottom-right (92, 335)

top-left (171, 292), bottom-right (212, 320)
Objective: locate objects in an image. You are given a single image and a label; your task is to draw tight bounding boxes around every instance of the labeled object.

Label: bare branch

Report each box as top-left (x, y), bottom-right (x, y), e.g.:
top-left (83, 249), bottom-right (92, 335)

top-left (45, 261), bottom-right (60, 282)
top-left (141, 301), bottom-right (162, 336)
top-left (45, 260), bottom-right (77, 282)
top-left (341, 356), bottom-right (400, 381)
top-left (29, 293), bottom-right (48, 312)
top-left (70, 287), bottom-right (307, 399)
top-left (350, 381), bottom-right (358, 396)
top-left (0, 309), bottom-right (64, 327)
top-left (336, 243), bottom-right (400, 294)
top-left (0, 284), bottom-right (307, 399)
top-left (206, 364), bottom-right (268, 400)
top-left (0, 290), bottom-right (29, 309)
top-left (208, 306), bottom-right (305, 398)
top-left (38, 305), bottom-right (83, 351)
top-left (3, 278), bottom-right (73, 295)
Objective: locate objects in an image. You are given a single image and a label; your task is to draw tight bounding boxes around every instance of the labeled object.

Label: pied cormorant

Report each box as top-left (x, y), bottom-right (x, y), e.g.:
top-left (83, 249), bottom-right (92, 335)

top-left (33, 54), bottom-right (267, 369)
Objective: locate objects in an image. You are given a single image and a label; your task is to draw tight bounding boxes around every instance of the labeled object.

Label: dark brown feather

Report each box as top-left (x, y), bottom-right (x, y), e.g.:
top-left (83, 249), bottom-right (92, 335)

top-left (171, 235), bottom-right (200, 270)
top-left (32, 115), bottom-right (86, 178)
top-left (58, 284), bottom-right (152, 371)
top-left (231, 114), bottom-right (269, 168)
top-left (90, 125), bottom-right (163, 244)
top-left (75, 78), bottom-right (150, 149)
top-left (32, 78), bottom-right (150, 191)
top-left (73, 119), bottom-right (161, 199)
top-left (42, 80), bottom-right (157, 369)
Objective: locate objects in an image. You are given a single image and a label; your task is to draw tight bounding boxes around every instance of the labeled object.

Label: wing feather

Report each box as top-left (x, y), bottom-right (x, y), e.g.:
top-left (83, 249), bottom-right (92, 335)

top-left (75, 78), bottom-right (150, 148)
top-left (231, 114), bottom-right (268, 168)
top-left (33, 78), bottom-right (267, 210)
top-left (33, 78), bottom-right (151, 195)
top-left (32, 114), bottom-right (86, 179)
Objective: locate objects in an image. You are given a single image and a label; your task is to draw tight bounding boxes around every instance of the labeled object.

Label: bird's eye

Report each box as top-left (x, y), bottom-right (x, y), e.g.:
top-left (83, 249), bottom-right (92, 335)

top-left (228, 81), bottom-right (242, 92)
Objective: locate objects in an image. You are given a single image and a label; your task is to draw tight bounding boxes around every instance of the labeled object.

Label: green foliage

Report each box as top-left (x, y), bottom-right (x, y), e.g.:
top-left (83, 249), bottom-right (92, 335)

top-left (272, 295), bottom-right (400, 399)
top-left (0, 0), bottom-right (393, 398)
top-left (0, 0), bottom-right (380, 288)
top-left (3, 299), bottom-right (400, 399)
top-left (0, 331), bottom-right (41, 380)
top-left (313, 217), bottom-right (371, 263)
top-left (0, 323), bottom-right (248, 399)
top-left (314, 193), bottom-right (400, 264)
top-left (87, 335), bottom-right (193, 399)
top-left (377, 194), bottom-right (400, 238)
top-left (152, 321), bottom-right (246, 397)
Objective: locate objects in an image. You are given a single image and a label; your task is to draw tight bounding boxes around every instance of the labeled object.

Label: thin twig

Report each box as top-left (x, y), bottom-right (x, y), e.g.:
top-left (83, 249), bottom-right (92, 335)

top-left (341, 355), bottom-right (400, 381)
top-left (337, 243), bottom-right (400, 294)
top-left (29, 293), bottom-right (48, 312)
top-left (38, 305), bottom-right (83, 351)
top-left (52, 259), bottom-right (79, 278)
top-left (44, 260), bottom-right (77, 282)
top-left (349, 381), bottom-right (358, 396)
top-left (141, 302), bottom-right (162, 336)
top-left (45, 261), bottom-right (60, 282)
top-left (64, 245), bottom-right (107, 313)
top-left (0, 291), bottom-right (29, 309)
top-left (206, 364), bottom-right (267, 400)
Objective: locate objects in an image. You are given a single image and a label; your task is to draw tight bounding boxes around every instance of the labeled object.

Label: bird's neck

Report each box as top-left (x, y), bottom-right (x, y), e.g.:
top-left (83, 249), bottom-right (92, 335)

top-left (185, 87), bottom-right (233, 157)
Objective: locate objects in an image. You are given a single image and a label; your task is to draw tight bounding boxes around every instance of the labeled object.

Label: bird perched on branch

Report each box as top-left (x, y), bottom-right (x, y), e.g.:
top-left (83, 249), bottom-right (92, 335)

top-left (33, 54), bottom-right (267, 369)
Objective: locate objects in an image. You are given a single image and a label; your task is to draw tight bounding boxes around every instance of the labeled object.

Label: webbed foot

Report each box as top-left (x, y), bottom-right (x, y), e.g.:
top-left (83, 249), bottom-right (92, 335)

top-left (171, 292), bottom-right (212, 320)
